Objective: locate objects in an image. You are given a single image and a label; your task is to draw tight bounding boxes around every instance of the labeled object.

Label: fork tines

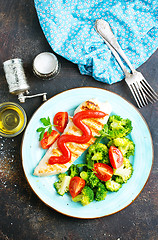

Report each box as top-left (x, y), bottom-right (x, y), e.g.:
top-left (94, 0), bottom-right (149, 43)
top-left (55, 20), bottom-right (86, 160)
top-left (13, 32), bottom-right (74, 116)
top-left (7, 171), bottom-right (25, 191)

top-left (128, 82), bottom-right (147, 108)
top-left (127, 79), bottom-right (158, 108)
top-left (140, 79), bottom-right (158, 104)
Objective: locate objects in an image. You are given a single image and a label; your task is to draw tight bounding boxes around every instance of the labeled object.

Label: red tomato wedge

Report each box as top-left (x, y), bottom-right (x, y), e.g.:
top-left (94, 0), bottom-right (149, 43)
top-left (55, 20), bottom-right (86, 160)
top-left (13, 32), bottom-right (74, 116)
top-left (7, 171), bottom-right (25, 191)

top-left (93, 163), bottom-right (113, 181)
top-left (40, 130), bottom-right (60, 149)
top-left (53, 112), bottom-right (68, 133)
top-left (69, 176), bottom-right (85, 198)
top-left (109, 146), bottom-right (123, 169)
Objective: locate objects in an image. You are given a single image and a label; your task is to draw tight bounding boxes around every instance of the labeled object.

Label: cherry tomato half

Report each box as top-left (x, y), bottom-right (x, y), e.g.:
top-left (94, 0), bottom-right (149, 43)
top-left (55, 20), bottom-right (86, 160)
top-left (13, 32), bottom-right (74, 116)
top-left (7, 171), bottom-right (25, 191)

top-left (69, 176), bottom-right (85, 198)
top-left (109, 146), bottom-right (123, 169)
top-left (53, 112), bottom-right (68, 133)
top-left (41, 130), bottom-right (60, 149)
top-left (93, 163), bottom-right (113, 181)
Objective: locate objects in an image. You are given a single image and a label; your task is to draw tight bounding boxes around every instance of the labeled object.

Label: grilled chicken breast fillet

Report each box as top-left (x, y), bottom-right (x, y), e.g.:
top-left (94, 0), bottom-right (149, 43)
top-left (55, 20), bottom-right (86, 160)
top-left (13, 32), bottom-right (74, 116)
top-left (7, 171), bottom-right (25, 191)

top-left (34, 99), bottom-right (112, 176)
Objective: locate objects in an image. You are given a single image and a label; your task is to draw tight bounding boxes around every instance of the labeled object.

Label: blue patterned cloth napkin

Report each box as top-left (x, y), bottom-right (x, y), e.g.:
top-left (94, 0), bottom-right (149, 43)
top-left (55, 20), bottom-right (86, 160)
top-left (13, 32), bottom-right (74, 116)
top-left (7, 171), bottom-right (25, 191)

top-left (34, 0), bottom-right (158, 84)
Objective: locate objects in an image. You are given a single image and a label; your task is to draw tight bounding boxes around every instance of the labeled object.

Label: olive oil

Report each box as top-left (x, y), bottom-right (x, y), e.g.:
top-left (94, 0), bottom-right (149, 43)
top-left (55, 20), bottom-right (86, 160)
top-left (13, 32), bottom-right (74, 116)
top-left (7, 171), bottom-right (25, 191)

top-left (0, 102), bottom-right (27, 137)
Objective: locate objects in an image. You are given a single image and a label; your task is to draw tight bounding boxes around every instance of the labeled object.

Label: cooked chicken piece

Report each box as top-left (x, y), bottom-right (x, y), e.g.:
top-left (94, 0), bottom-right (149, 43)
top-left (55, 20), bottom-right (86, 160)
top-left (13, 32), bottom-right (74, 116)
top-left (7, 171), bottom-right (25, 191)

top-left (34, 99), bottom-right (112, 176)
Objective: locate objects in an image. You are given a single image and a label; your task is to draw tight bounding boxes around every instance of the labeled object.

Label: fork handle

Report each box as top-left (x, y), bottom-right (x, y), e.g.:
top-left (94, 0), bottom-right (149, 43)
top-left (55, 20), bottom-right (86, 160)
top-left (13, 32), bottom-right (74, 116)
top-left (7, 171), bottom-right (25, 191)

top-left (102, 38), bottom-right (131, 78)
top-left (95, 19), bottom-right (136, 74)
top-left (95, 21), bottom-right (131, 77)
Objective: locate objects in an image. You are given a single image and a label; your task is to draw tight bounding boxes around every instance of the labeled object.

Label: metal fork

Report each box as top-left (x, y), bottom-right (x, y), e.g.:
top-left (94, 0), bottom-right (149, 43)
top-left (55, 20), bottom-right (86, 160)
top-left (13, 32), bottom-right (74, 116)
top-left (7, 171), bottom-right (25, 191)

top-left (95, 19), bottom-right (158, 108)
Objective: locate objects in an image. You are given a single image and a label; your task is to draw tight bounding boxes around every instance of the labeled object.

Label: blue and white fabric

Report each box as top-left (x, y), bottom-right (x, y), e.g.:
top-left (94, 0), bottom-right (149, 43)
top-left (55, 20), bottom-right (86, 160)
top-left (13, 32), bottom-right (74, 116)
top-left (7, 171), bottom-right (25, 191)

top-left (34, 0), bottom-right (158, 84)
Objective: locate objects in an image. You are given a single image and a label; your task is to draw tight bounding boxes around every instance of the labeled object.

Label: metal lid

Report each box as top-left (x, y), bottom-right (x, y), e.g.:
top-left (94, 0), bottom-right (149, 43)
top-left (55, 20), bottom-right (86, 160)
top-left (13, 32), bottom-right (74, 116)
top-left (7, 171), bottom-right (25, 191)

top-left (33, 52), bottom-right (60, 79)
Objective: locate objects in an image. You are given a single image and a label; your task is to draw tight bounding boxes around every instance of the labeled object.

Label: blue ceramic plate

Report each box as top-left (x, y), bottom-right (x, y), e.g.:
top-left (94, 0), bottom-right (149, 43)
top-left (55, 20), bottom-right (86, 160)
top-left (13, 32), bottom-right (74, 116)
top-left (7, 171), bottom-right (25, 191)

top-left (21, 87), bottom-right (153, 218)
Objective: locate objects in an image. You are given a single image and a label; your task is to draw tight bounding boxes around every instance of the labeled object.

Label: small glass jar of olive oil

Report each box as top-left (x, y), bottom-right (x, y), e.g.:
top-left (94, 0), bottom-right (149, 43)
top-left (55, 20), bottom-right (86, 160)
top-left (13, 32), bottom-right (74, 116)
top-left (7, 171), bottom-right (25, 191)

top-left (0, 102), bottom-right (27, 137)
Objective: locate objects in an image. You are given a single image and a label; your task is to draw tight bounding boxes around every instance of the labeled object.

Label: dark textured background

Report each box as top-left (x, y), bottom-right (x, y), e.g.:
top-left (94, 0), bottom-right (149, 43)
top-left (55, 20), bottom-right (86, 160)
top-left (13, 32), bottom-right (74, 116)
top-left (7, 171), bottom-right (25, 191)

top-left (0, 1), bottom-right (158, 240)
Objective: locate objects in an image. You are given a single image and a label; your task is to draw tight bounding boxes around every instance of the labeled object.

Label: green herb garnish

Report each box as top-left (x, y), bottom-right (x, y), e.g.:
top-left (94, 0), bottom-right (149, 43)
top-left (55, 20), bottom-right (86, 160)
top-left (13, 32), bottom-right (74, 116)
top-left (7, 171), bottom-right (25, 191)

top-left (36, 117), bottom-right (54, 141)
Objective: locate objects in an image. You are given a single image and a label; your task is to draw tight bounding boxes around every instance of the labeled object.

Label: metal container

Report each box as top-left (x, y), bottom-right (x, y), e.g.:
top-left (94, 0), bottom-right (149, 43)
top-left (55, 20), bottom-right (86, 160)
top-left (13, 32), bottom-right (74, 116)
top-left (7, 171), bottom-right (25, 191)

top-left (3, 58), bottom-right (30, 95)
top-left (33, 52), bottom-right (60, 80)
top-left (3, 58), bottom-right (47, 103)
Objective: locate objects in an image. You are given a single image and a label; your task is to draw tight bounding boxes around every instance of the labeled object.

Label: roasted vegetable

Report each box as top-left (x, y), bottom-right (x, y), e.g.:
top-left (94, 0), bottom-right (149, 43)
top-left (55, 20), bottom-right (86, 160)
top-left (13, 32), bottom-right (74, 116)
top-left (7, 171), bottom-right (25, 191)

top-left (105, 179), bottom-right (122, 192)
top-left (95, 182), bottom-right (107, 201)
top-left (108, 137), bottom-right (135, 158)
top-left (67, 164), bottom-right (80, 178)
top-left (86, 143), bottom-right (109, 168)
top-left (72, 186), bottom-right (94, 206)
top-left (54, 173), bottom-right (71, 196)
top-left (96, 115), bottom-right (133, 141)
top-left (113, 162), bottom-right (133, 183)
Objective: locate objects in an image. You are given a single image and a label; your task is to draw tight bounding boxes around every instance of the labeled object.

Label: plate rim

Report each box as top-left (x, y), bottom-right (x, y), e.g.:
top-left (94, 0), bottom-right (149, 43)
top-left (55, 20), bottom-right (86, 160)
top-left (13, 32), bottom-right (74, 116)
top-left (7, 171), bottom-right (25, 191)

top-left (21, 86), bottom-right (154, 219)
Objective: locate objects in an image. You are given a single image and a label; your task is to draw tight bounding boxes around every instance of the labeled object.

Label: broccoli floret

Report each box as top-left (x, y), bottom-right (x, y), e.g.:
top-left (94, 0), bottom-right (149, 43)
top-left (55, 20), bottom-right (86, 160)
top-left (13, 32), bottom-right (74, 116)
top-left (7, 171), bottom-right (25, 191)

top-left (95, 182), bottom-right (107, 201)
top-left (67, 164), bottom-right (80, 178)
top-left (72, 186), bottom-right (94, 206)
top-left (108, 137), bottom-right (135, 158)
top-left (114, 176), bottom-right (124, 184)
top-left (113, 163), bottom-right (133, 183)
top-left (54, 173), bottom-right (71, 196)
top-left (88, 172), bottom-right (100, 189)
top-left (105, 179), bottom-right (122, 192)
top-left (123, 157), bottom-right (131, 167)
top-left (98, 115), bottom-right (133, 140)
top-left (80, 171), bottom-right (89, 181)
top-left (57, 173), bottom-right (67, 180)
top-left (86, 143), bottom-right (109, 167)
top-left (80, 171), bottom-right (100, 189)
top-left (92, 152), bottom-right (103, 161)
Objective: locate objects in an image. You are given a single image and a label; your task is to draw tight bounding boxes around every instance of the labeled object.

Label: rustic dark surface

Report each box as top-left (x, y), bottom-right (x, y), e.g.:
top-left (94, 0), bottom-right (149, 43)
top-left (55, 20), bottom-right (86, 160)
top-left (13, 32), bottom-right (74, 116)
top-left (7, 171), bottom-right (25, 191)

top-left (0, 1), bottom-right (158, 240)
